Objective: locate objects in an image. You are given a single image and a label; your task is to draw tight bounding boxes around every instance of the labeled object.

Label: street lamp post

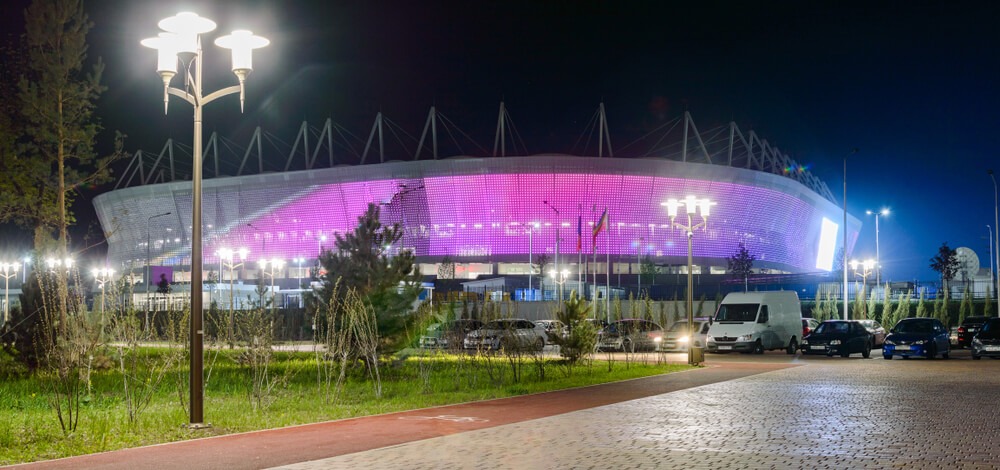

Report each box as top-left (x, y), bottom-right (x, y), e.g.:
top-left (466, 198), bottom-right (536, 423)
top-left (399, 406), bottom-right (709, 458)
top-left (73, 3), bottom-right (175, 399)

top-left (865, 208), bottom-right (890, 290)
top-left (663, 196), bottom-right (715, 366)
top-left (258, 258), bottom-right (285, 311)
top-left (543, 201), bottom-right (560, 301)
top-left (637, 237), bottom-right (643, 297)
top-left (548, 269), bottom-right (570, 307)
top-left (218, 247), bottom-right (248, 348)
top-left (142, 12), bottom-right (269, 427)
top-left (91, 267), bottom-right (114, 314)
top-left (989, 225), bottom-right (995, 305)
top-left (843, 149), bottom-right (857, 321)
top-left (526, 223), bottom-right (538, 300)
top-left (850, 259), bottom-right (875, 318)
top-left (1, 262), bottom-right (20, 326)
top-left (990, 169), bottom-right (1000, 312)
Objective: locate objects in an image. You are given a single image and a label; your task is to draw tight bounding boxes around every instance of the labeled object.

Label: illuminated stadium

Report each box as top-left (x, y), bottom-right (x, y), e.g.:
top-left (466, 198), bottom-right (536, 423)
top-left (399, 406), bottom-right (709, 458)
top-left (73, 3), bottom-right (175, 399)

top-left (94, 108), bottom-right (861, 287)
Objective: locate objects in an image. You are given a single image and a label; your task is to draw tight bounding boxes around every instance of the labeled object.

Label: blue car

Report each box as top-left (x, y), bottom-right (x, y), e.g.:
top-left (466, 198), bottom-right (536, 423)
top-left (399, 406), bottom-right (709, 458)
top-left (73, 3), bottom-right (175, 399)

top-left (882, 318), bottom-right (950, 360)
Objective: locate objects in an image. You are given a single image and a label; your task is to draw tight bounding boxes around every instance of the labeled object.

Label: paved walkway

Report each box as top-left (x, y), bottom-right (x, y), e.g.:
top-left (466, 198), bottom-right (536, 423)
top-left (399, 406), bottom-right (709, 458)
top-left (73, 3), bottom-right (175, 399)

top-left (17, 353), bottom-right (1000, 469)
top-left (10, 362), bottom-right (791, 470)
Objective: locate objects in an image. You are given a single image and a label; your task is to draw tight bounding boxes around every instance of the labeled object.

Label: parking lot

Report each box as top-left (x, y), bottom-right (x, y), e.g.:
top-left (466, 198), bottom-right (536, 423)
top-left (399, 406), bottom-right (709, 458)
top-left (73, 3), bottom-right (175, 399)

top-left (279, 347), bottom-right (1000, 469)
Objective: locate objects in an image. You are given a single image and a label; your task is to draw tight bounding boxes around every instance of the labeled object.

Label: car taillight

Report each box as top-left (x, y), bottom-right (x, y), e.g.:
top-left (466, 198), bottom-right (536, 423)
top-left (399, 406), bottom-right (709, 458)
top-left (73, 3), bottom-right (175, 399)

top-left (958, 326), bottom-right (966, 333)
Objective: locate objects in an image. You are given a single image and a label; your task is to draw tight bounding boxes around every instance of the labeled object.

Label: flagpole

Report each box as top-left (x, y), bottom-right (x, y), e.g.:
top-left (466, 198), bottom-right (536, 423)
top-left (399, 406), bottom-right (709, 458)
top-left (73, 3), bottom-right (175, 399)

top-left (606, 207), bottom-right (610, 321)
top-left (578, 204), bottom-right (582, 295)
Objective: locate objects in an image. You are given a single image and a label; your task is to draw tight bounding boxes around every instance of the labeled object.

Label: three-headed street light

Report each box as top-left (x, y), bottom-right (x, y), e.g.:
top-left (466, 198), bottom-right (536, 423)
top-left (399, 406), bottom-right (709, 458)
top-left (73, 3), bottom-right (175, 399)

top-left (218, 247), bottom-right (249, 348)
top-left (258, 258), bottom-right (285, 310)
top-left (865, 208), bottom-right (889, 289)
top-left (1, 262), bottom-right (21, 326)
top-left (91, 267), bottom-right (115, 314)
top-left (142, 11), bottom-right (269, 427)
top-left (45, 257), bottom-right (74, 272)
top-left (663, 196), bottom-right (715, 366)
top-left (850, 259), bottom-right (875, 319)
top-left (548, 268), bottom-right (570, 304)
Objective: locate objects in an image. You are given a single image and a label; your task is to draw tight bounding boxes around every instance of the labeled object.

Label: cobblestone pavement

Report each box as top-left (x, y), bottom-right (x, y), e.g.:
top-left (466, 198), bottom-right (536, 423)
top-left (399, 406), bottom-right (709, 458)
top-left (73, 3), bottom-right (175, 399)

top-left (274, 354), bottom-right (1000, 470)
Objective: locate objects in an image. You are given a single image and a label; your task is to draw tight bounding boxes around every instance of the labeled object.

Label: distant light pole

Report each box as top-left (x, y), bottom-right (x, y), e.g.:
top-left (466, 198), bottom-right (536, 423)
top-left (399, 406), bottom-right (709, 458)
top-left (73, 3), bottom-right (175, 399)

top-left (526, 222), bottom-right (538, 300)
top-left (865, 208), bottom-right (890, 288)
top-left (258, 258), bottom-right (285, 311)
top-left (543, 201), bottom-right (560, 300)
top-left (317, 234), bottom-right (327, 258)
top-left (850, 259), bottom-right (875, 318)
top-left (1, 262), bottom-right (20, 326)
top-left (143, 11), bottom-right (268, 427)
top-left (663, 195), bottom-right (715, 366)
top-left (987, 225), bottom-right (994, 303)
top-left (548, 269), bottom-right (570, 307)
top-left (991, 169), bottom-right (999, 312)
top-left (91, 267), bottom-right (114, 314)
top-left (637, 237), bottom-right (644, 297)
top-left (218, 247), bottom-right (248, 348)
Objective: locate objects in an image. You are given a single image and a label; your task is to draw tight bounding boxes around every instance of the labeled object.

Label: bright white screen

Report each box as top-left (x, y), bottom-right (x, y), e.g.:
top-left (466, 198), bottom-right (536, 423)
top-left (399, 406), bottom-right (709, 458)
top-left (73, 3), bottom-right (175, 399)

top-left (815, 217), bottom-right (839, 271)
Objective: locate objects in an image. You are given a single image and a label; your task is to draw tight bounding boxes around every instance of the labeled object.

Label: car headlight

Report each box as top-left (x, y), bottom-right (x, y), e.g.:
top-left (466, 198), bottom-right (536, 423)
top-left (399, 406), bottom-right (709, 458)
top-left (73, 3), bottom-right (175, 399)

top-left (653, 336), bottom-right (662, 343)
top-left (913, 340), bottom-right (927, 345)
top-left (884, 339), bottom-right (894, 346)
top-left (973, 338), bottom-right (982, 346)
top-left (707, 337), bottom-right (716, 344)
top-left (678, 336), bottom-right (689, 343)
top-left (800, 339), bottom-right (809, 346)
top-left (830, 340), bottom-right (841, 345)
top-left (738, 334), bottom-right (753, 342)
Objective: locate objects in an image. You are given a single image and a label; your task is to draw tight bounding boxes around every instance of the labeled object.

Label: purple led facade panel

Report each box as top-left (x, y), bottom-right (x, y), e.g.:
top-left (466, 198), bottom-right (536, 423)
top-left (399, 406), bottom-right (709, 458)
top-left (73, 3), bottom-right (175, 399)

top-left (93, 156), bottom-right (861, 274)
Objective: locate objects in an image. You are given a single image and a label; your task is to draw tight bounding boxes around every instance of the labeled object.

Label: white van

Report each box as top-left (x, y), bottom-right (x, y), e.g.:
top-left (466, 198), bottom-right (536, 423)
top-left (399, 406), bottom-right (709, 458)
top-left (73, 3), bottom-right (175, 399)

top-left (705, 291), bottom-right (802, 354)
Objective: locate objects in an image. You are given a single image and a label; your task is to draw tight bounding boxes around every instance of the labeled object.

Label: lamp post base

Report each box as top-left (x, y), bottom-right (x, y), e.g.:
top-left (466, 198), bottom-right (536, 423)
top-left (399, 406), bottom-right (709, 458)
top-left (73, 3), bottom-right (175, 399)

top-left (183, 422), bottom-right (213, 430)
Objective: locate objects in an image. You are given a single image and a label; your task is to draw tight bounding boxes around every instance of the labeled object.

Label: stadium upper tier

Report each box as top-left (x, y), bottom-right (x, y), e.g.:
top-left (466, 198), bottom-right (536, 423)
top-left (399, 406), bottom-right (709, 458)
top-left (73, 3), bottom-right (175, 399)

top-left (94, 155), bottom-right (860, 275)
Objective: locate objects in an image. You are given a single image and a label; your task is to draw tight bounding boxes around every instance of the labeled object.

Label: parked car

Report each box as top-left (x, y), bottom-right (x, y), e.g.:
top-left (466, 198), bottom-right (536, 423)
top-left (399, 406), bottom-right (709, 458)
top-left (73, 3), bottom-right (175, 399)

top-left (799, 320), bottom-right (873, 358)
top-left (882, 318), bottom-right (950, 360)
top-left (802, 317), bottom-right (820, 338)
top-left (971, 318), bottom-right (1000, 360)
top-left (463, 319), bottom-right (547, 352)
top-left (857, 319), bottom-right (887, 346)
top-left (419, 319), bottom-right (483, 349)
top-left (660, 319), bottom-right (711, 352)
top-left (597, 319), bottom-right (664, 352)
top-left (957, 316), bottom-right (990, 348)
top-left (534, 319), bottom-right (568, 342)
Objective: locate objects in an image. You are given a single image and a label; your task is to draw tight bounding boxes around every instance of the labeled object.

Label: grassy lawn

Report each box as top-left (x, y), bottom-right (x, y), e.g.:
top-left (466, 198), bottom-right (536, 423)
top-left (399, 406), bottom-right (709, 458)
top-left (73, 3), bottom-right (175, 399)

top-left (0, 347), bottom-right (693, 465)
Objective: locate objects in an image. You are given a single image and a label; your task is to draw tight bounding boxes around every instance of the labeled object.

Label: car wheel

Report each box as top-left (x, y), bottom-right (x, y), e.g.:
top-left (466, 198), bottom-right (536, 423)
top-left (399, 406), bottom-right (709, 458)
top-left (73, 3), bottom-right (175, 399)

top-left (942, 349), bottom-right (949, 360)
top-left (973, 354), bottom-right (982, 360)
top-left (622, 338), bottom-right (633, 353)
top-left (862, 342), bottom-right (871, 359)
top-left (883, 354), bottom-right (892, 360)
top-left (753, 340), bottom-right (764, 355)
top-left (786, 338), bottom-right (797, 355)
top-left (535, 338), bottom-right (545, 352)
top-left (927, 344), bottom-right (937, 360)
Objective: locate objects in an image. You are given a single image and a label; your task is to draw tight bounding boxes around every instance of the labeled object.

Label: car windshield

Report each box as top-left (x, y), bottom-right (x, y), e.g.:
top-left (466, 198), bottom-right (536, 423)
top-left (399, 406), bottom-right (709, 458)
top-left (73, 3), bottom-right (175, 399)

top-left (715, 304), bottom-right (759, 322)
top-left (894, 320), bottom-right (933, 334)
top-left (483, 320), bottom-right (519, 330)
top-left (982, 319), bottom-right (1000, 333)
top-left (815, 322), bottom-right (849, 334)
top-left (605, 322), bottom-right (638, 334)
top-left (667, 323), bottom-right (689, 332)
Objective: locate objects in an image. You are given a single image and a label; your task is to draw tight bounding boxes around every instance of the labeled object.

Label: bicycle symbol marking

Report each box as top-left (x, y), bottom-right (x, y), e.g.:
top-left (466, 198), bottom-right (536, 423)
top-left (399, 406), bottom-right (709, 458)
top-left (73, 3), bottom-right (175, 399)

top-left (399, 414), bottom-right (489, 423)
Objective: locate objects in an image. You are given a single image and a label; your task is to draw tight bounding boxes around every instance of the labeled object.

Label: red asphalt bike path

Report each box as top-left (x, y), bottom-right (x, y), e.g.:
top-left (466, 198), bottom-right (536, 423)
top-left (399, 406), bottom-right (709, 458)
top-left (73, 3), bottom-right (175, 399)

top-left (11, 362), bottom-right (798, 470)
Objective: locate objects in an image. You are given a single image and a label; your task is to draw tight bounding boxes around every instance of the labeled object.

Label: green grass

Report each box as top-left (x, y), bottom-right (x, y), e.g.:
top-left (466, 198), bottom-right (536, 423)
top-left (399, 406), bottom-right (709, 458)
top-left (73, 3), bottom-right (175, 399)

top-left (0, 348), bottom-right (692, 465)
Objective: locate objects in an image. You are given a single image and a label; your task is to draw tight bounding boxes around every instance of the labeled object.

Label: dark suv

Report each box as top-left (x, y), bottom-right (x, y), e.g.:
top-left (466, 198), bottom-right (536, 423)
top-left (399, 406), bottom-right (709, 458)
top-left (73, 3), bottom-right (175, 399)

top-left (958, 316), bottom-right (990, 348)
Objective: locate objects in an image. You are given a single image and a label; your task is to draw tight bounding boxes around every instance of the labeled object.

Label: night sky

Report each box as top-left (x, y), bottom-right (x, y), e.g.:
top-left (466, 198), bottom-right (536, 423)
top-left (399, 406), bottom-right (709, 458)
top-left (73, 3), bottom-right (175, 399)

top-left (2, 0), bottom-right (998, 282)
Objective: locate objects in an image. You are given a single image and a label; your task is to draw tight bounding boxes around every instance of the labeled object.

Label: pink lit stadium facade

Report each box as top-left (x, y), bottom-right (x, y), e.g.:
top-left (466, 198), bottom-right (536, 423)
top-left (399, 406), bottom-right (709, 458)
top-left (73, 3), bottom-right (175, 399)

top-left (93, 112), bottom-right (861, 288)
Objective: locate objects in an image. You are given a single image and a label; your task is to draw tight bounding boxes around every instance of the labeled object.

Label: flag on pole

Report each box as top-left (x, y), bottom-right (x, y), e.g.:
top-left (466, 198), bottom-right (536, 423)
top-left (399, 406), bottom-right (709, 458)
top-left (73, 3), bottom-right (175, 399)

top-left (593, 208), bottom-right (608, 244)
top-left (577, 214), bottom-right (582, 252)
